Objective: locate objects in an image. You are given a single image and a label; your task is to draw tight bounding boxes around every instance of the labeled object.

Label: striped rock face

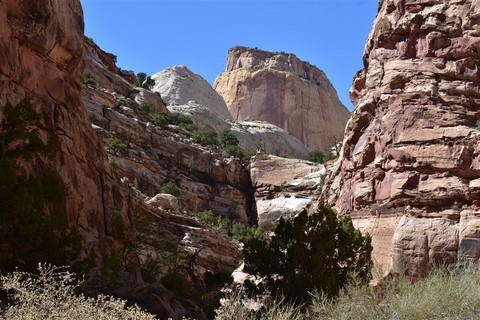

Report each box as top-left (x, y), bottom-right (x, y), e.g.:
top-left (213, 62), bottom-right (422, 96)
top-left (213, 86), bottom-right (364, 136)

top-left (323, 0), bottom-right (480, 276)
top-left (214, 46), bottom-right (350, 151)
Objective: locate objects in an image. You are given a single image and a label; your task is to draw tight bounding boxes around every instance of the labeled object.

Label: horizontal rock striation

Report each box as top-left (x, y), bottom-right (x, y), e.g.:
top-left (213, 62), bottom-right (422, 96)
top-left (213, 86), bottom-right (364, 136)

top-left (214, 46), bottom-right (351, 151)
top-left (0, 0), bottom-right (133, 267)
top-left (251, 152), bottom-right (324, 223)
top-left (323, 0), bottom-right (480, 276)
top-left (153, 65), bottom-right (310, 158)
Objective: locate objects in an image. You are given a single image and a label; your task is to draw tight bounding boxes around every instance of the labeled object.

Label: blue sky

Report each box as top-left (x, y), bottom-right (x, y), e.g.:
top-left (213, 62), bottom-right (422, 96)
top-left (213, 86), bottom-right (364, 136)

top-left (80, 0), bottom-right (378, 111)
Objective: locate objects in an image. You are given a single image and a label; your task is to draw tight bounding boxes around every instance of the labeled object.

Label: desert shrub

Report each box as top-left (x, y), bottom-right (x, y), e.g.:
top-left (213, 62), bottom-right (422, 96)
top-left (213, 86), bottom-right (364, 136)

top-left (106, 138), bottom-right (129, 157)
top-left (161, 179), bottom-right (181, 197)
top-left (197, 210), bottom-right (229, 236)
top-left (152, 112), bottom-right (169, 127)
top-left (219, 129), bottom-right (239, 148)
top-left (305, 149), bottom-right (325, 163)
top-left (138, 103), bottom-right (151, 114)
top-left (309, 264), bottom-right (480, 320)
top-left (0, 263), bottom-right (156, 319)
top-left (194, 130), bottom-right (219, 147)
top-left (230, 223), bottom-right (258, 243)
top-left (107, 155), bottom-right (119, 169)
top-left (135, 72), bottom-right (155, 90)
top-left (215, 289), bottom-right (303, 320)
top-left (83, 73), bottom-right (96, 87)
top-left (243, 205), bottom-right (372, 304)
top-left (224, 144), bottom-right (246, 160)
top-left (152, 112), bottom-right (194, 128)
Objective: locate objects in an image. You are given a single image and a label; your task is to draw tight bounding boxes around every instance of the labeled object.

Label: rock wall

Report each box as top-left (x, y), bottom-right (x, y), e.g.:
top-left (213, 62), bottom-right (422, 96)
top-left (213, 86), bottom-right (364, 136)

top-left (323, 0), bottom-right (480, 276)
top-left (214, 46), bottom-right (351, 151)
top-left (250, 152), bottom-right (324, 223)
top-left (153, 64), bottom-right (310, 158)
top-left (0, 0), bottom-right (132, 265)
top-left (153, 65), bottom-right (233, 119)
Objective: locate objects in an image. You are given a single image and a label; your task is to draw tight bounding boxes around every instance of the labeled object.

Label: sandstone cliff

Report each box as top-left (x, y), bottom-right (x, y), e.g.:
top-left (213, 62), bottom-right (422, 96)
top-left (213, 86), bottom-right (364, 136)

top-left (250, 152), bottom-right (324, 223)
top-left (214, 46), bottom-right (351, 151)
top-left (323, 0), bottom-right (480, 276)
top-left (153, 65), bottom-right (310, 158)
top-left (153, 65), bottom-right (233, 120)
top-left (83, 37), bottom-right (250, 319)
top-left (0, 0), bottom-right (133, 269)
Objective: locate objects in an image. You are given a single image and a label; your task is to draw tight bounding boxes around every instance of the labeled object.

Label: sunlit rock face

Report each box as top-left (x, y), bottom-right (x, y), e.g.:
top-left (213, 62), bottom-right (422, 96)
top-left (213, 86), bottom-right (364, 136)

top-left (152, 64), bottom-right (311, 158)
top-left (214, 46), bottom-right (350, 151)
top-left (323, 0), bottom-right (480, 276)
top-left (251, 152), bottom-right (324, 223)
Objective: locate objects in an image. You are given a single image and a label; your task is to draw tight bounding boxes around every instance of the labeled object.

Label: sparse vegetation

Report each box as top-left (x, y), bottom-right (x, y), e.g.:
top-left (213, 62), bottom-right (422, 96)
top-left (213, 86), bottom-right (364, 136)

top-left (135, 72), bottom-right (155, 89)
top-left (0, 263), bottom-right (157, 319)
top-left (138, 103), bottom-right (151, 114)
top-left (0, 98), bottom-right (82, 271)
top-left (216, 263), bottom-right (480, 320)
top-left (83, 73), bottom-right (97, 87)
top-left (305, 149), bottom-right (337, 163)
top-left (106, 137), bottom-right (129, 157)
top-left (194, 130), bottom-right (219, 148)
top-left (161, 179), bottom-right (181, 197)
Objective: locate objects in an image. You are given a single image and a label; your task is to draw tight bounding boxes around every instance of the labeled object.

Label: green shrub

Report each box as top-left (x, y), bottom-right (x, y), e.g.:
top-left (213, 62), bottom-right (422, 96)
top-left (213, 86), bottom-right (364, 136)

top-left (0, 264), bottom-right (156, 319)
top-left (224, 144), bottom-right (246, 160)
top-left (106, 138), bottom-right (129, 157)
top-left (243, 205), bottom-right (372, 304)
top-left (135, 72), bottom-right (155, 89)
top-left (194, 130), bottom-right (219, 147)
top-left (138, 103), bottom-right (151, 114)
top-left (83, 73), bottom-right (96, 87)
top-left (219, 129), bottom-right (239, 148)
top-left (161, 179), bottom-right (181, 197)
top-left (305, 149), bottom-right (325, 163)
top-left (197, 210), bottom-right (229, 236)
top-left (230, 223), bottom-right (258, 243)
top-left (152, 112), bottom-right (194, 128)
top-left (152, 112), bottom-right (169, 127)
top-left (107, 155), bottom-right (119, 169)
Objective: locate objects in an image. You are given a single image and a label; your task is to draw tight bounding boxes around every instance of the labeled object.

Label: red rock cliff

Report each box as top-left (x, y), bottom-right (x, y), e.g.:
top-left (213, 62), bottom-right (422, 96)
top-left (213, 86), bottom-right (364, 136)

top-left (214, 47), bottom-right (350, 151)
top-left (0, 0), bottom-right (131, 266)
top-left (323, 0), bottom-right (480, 276)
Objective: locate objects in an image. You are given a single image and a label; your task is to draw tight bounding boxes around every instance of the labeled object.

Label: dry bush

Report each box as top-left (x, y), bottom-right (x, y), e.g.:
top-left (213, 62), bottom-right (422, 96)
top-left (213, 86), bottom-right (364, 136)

top-left (0, 263), bottom-right (157, 320)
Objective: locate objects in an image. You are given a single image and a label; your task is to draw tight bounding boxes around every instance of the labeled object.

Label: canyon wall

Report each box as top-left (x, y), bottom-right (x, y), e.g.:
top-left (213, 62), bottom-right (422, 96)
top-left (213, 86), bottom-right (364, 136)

top-left (323, 0), bottom-right (480, 276)
top-left (214, 46), bottom-right (350, 151)
top-left (0, 0), bottom-right (132, 268)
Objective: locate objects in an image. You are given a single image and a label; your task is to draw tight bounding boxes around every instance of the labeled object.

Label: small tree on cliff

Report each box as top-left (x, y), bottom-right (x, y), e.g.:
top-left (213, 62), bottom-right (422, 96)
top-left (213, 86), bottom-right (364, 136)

top-left (243, 205), bottom-right (372, 304)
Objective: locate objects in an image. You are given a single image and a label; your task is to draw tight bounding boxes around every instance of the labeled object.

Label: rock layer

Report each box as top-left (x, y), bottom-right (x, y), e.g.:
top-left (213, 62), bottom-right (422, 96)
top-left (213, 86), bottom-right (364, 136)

top-left (323, 0), bottom-right (480, 276)
top-left (153, 65), bottom-right (310, 158)
top-left (251, 152), bottom-right (324, 223)
top-left (152, 65), bottom-right (233, 119)
top-left (0, 0), bottom-right (132, 265)
top-left (214, 46), bottom-right (350, 151)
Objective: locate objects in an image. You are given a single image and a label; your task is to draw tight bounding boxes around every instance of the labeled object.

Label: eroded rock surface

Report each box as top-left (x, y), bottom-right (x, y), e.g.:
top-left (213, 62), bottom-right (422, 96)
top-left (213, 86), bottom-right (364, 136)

top-left (0, 0), bottom-right (134, 267)
top-left (153, 65), bottom-right (310, 158)
top-left (323, 0), bottom-right (480, 276)
top-left (251, 152), bottom-right (324, 223)
top-left (153, 65), bottom-right (233, 119)
top-left (214, 46), bottom-right (351, 151)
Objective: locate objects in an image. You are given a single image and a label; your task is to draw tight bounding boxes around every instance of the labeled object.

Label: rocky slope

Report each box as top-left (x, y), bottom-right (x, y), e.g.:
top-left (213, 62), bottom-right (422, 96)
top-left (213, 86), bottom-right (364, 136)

top-left (214, 46), bottom-right (351, 151)
top-left (83, 35), bottom-right (253, 319)
top-left (153, 65), bottom-right (310, 158)
top-left (323, 0), bottom-right (480, 276)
